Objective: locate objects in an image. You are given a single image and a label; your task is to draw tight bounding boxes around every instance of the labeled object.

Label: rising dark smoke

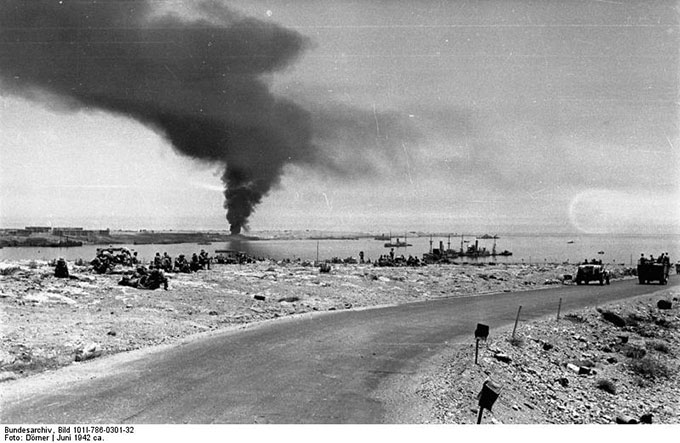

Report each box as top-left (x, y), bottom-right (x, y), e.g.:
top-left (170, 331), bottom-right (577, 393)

top-left (0, 0), bottom-right (418, 233)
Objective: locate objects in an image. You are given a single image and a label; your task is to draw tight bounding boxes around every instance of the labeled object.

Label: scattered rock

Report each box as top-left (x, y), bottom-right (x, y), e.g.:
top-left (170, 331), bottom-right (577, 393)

top-left (75, 342), bottom-right (102, 362)
top-left (208, 310), bottom-right (219, 316)
top-left (253, 295), bottom-right (266, 301)
top-left (107, 330), bottom-right (117, 336)
top-left (597, 309), bottom-right (626, 327)
top-left (578, 366), bottom-right (593, 375)
top-left (493, 353), bottom-right (512, 364)
top-left (615, 415), bottom-right (639, 424)
top-left (0, 371), bottom-right (18, 383)
top-left (656, 300), bottom-right (672, 310)
top-left (567, 363), bottom-right (580, 373)
top-left (278, 296), bottom-right (300, 303)
top-left (639, 413), bottom-right (653, 424)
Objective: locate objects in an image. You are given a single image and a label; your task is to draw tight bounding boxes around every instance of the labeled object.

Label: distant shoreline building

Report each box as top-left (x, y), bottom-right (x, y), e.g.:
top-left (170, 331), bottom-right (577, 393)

top-left (1, 226), bottom-right (110, 240)
top-left (25, 226), bottom-right (51, 233)
top-left (52, 227), bottom-right (110, 239)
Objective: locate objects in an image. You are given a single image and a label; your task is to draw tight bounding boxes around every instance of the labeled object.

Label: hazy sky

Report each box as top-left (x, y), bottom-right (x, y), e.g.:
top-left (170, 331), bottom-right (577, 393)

top-left (1, 0), bottom-right (678, 234)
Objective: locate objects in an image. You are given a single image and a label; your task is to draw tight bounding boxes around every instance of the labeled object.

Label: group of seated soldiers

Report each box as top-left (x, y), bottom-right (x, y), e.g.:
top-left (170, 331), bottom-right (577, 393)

top-left (116, 250), bottom-right (212, 291)
top-left (582, 258), bottom-right (603, 265)
top-left (91, 247), bottom-right (138, 274)
top-left (118, 266), bottom-right (169, 290)
top-left (90, 248), bottom-right (212, 275)
top-left (86, 248), bottom-right (213, 291)
top-left (638, 252), bottom-right (671, 266)
top-left (151, 250), bottom-right (211, 273)
top-left (376, 254), bottom-right (422, 267)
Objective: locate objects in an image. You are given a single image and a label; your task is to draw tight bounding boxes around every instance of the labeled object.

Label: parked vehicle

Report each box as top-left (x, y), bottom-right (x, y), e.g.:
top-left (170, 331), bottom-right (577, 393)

top-left (637, 262), bottom-right (670, 285)
top-left (576, 263), bottom-right (610, 285)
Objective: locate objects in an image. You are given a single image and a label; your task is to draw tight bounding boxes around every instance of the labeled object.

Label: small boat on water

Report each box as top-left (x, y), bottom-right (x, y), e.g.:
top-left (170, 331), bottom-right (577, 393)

top-left (479, 234), bottom-right (499, 239)
top-left (567, 240), bottom-right (575, 244)
top-left (34, 239), bottom-right (84, 248)
top-left (384, 233), bottom-right (412, 248)
top-left (384, 238), bottom-right (412, 248)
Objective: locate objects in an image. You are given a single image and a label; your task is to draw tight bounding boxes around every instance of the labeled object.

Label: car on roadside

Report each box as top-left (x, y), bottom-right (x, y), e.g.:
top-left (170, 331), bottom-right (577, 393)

top-left (576, 263), bottom-right (610, 285)
top-left (637, 262), bottom-right (670, 285)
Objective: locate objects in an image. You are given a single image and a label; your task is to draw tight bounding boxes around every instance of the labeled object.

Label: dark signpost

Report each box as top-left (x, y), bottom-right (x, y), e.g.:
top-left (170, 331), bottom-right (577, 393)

top-left (477, 379), bottom-right (501, 424)
top-left (474, 323), bottom-right (489, 364)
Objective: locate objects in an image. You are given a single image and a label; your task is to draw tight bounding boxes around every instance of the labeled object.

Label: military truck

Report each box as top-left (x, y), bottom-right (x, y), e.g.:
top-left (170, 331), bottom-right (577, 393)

top-left (575, 263), bottom-right (610, 285)
top-left (637, 262), bottom-right (670, 285)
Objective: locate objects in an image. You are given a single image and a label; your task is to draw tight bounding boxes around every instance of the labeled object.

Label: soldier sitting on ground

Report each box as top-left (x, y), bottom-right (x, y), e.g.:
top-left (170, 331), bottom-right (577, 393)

top-left (174, 254), bottom-right (191, 273)
top-left (190, 253), bottom-right (201, 272)
top-left (118, 266), bottom-right (147, 288)
top-left (161, 252), bottom-right (173, 272)
top-left (199, 249), bottom-right (211, 270)
top-left (54, 257), bottom-right (70, 278)
top-left (90, 255), bottom-right (110, 274)
top-left (152, 252), bottom-right (162, 269)
top-left (118, 266), bottom-right (168, 290)
top-left (139, 268), bottom-right (169, 290)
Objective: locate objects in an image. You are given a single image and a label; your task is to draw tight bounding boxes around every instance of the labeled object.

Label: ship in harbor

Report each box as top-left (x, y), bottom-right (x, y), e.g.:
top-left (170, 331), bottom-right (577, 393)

top-left (459, 235), bottom-right (512, 257)
top-left (423, 234), bottom-right (512, 262)
top-left (384, 233), bottom-right (412, 248)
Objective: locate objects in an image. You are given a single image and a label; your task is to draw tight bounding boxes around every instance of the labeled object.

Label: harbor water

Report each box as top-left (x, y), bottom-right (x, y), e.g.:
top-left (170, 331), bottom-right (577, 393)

top-left (1, 233), bottom-right (678, 266)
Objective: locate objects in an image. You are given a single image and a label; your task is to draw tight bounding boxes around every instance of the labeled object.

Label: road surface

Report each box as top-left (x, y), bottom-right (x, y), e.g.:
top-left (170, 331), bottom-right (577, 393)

top-left (1, 276), bottom-right (677, 423)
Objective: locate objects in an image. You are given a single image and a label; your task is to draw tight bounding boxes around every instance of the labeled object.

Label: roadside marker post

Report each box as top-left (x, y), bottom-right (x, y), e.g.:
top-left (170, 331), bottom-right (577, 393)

top-left (511, 305), bottom-right (522, 340)
top-left (474, 323), bottom-right (489, 365)
top-left (556, 297), bottom-right (562, 321)
top-left (476, 379), bottom-right (501, 424)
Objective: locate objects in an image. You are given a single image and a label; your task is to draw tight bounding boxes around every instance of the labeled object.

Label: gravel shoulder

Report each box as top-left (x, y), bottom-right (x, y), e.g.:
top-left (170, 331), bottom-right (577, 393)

top-left (414, 286), bottom-right (680, 424)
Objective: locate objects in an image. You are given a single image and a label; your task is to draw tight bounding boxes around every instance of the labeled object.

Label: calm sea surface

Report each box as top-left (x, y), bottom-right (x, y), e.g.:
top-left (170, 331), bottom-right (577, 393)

top-left (1, 233), bottom-right (678, 266)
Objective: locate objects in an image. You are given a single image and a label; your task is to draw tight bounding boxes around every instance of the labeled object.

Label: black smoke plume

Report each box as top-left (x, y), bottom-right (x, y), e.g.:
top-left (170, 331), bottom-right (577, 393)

top-left (0, 1), bottom-right (418, 233)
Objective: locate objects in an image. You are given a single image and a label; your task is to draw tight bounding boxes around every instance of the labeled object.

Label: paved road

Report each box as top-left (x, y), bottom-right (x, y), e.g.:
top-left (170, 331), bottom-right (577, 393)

top-left (2, 276), bottom-right (677, 423)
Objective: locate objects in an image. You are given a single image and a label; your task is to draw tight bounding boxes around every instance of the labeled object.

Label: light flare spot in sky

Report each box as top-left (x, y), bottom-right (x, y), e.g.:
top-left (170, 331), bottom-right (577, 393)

top-left (568, 189), bottom-right (675, 234)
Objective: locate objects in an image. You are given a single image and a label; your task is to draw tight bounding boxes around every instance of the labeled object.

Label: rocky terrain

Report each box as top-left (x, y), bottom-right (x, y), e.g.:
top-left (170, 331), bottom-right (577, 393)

top-left (2, 258), bottom-right (675, 425)
top-left (418, 286), bottom-right (680, 424)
